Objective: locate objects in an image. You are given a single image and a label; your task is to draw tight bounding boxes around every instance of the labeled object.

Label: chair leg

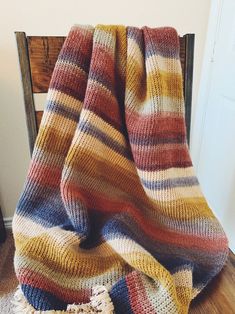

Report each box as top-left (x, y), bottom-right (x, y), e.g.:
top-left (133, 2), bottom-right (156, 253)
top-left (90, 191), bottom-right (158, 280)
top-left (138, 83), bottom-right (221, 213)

top-left (0, 207), bottom-right (6, 243)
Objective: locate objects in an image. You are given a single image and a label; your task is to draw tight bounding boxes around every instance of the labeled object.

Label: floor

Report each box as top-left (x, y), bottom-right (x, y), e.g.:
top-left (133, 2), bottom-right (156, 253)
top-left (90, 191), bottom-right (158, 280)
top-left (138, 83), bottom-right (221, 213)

top-left (0, 231), bottom-right (18, 314)
top-left (0, 231), bottom-right (235, 313)
top-left (190, 251), bottom-right (235, 313)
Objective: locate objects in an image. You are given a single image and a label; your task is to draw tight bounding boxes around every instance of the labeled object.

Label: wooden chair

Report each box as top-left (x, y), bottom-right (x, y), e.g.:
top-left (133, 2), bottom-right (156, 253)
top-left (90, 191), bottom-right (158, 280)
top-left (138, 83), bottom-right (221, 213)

top-left (15, 32), bottom-right (195, 155)
top-left (15, 30), bottom-right (235, 314)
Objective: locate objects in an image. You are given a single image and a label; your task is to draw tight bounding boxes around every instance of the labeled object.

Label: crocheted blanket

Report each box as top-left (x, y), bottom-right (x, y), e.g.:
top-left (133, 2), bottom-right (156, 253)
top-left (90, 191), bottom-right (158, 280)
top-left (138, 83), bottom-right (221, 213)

top-left (13, 25), bottom-right (228, 314)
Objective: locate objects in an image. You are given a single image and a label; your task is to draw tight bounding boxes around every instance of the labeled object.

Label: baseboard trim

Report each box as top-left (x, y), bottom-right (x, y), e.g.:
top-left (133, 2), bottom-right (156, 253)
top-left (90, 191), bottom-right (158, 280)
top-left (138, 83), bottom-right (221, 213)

top-left (3, 217), bottom-right (12, 229)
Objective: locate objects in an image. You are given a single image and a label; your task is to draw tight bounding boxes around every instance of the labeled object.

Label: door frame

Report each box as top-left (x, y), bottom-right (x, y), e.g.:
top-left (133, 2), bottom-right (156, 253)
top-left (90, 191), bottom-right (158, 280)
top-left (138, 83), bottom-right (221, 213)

top-left (191, 0), bottom-right (224, 171)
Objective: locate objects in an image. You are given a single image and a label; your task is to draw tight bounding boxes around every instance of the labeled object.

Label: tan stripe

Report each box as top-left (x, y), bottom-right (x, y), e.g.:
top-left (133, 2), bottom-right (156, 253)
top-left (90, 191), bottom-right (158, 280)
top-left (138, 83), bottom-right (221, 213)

top-left (131, 142), bottom-right (188, 152)
top-left (13, 214), bottom-right (47, 238)
top-left (173, 269), bottom-right (193, 288)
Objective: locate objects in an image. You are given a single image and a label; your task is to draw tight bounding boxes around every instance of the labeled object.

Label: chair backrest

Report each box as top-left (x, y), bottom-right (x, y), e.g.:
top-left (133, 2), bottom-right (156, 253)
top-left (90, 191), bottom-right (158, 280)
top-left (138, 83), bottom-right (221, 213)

top-left (15, 32), bottom-right (195, 155)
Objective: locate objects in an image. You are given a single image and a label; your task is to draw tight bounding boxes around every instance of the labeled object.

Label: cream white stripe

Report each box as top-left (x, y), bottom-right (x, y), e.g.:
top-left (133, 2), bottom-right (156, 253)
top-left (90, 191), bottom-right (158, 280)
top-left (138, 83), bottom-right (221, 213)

top-left (144, 185), bottom-right (204, 202)
top-left (128, 38), bottom-right (144, 66)
top-left (138, 166), bottom-right (196, 180)
top-left (125, 89), bottom-right (184, 113)
top-left (107, 237), bottom-right (152, 256)
top-left (56, 59), bottom-right (87, 76)
top-left (146, 54), bottom-right (182, 74)
top-left (13, 214), bottom-right (47, 237)
top-left (94, 29), bottom-right (115, 48)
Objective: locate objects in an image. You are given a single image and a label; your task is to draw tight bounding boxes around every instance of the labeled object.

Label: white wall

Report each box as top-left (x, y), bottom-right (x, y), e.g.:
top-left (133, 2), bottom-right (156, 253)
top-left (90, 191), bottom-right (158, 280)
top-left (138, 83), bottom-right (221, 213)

top-left (0, 0), bottom-right (211, 219)
top-left (192, 0), bottom-right (235, 251)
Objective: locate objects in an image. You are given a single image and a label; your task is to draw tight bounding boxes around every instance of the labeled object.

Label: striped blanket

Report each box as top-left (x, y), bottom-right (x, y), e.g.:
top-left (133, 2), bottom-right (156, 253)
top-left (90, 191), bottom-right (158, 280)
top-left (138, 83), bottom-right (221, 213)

top-left (13, 25), bottom-right (228, 314)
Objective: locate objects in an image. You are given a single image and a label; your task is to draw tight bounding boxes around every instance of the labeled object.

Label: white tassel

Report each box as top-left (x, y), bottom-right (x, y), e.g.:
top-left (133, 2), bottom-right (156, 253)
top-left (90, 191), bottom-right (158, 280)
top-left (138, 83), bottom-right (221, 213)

top-left (12, 286), bottom-right (36, 313)
top-left (12, 286), bottom-right (114, 314)
top-left (90, 285), bottom-right (114, 313)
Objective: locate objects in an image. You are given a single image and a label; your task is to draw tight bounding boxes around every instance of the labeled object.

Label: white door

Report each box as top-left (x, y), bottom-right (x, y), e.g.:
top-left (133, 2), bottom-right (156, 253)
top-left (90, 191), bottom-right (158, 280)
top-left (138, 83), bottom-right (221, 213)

top-left (193, 0), bottom-right (235, 252)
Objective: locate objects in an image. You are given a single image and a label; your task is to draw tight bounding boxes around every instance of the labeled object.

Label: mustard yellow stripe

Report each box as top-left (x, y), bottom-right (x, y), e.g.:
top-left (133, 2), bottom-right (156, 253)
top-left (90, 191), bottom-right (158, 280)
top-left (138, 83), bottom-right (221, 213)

top-left (126, 55), bottom-right (146, 101)
top-left (15, 252), bottom-right (129, 291)
top-left (147, 71), bottom-right (183, 99)
top-left (66, 131), bottom-right (134, 172)
top-left (36, 125), bottom-right (74, 154)
top-left (15, 229), bottom-right (126, 278)
top-left (40, 111), bottom-right (77, 134)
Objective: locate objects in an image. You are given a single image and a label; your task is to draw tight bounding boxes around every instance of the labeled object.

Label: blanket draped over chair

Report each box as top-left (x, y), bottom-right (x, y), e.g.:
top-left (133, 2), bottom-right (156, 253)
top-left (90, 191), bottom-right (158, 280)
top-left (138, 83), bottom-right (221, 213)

top-left (13, 25), bottom-right (228, 314)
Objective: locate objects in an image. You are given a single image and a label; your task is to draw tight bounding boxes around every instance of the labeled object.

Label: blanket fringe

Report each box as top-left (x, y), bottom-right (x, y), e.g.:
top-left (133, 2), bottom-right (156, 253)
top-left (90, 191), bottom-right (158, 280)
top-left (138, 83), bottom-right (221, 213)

top-left (12, 286), bottom-right (114, 313)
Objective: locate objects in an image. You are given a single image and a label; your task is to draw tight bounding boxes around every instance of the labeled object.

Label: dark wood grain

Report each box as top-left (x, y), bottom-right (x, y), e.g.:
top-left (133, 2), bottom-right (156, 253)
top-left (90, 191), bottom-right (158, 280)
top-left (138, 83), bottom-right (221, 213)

top-left (36, 111), bottom-right (43, 130)
top-left (179, 37), bottom-right (186, 86)
top-left (15, 32), bottom-right (38, 155)
top-left (190, 251), bottom-right (235, 314)
top-left (0, 206), bottom-right (6, 243)
top-left (28, 36), bottom-right (65, 93)
top-left (183, 34), bottom-right (195, 145)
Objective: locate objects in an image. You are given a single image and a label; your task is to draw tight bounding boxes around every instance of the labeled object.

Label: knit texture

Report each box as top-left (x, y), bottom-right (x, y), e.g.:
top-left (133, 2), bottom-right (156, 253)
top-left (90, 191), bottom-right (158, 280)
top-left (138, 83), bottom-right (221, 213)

top-left (13, 25), bottom-right (228, 314)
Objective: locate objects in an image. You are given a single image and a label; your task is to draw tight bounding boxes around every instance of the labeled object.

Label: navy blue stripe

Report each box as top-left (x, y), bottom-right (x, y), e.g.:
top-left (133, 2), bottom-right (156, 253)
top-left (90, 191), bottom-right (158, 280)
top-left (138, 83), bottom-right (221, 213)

top-left (110, 277), bottom-right (134, 314)
top-left (89, 69), bottom-right (115, 95)
top-left (129, 134), bottom-right (185, 146)
top-left (46, 100), bottom-right (79, 122)
top-left (16, 184), bottom-right (70, 228)
top-left (145, 45), bottom-right (179, 59)
top-left (21, 284), bottom-right (67, 311)
top-left (141, 176), bottom-right (199, 190)
top-left (127, 27), bottom-right (145, 54)
top-left (58, 53), bottom-right (90, 74)
top-left (79, 121), bottom-right (132, 160)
